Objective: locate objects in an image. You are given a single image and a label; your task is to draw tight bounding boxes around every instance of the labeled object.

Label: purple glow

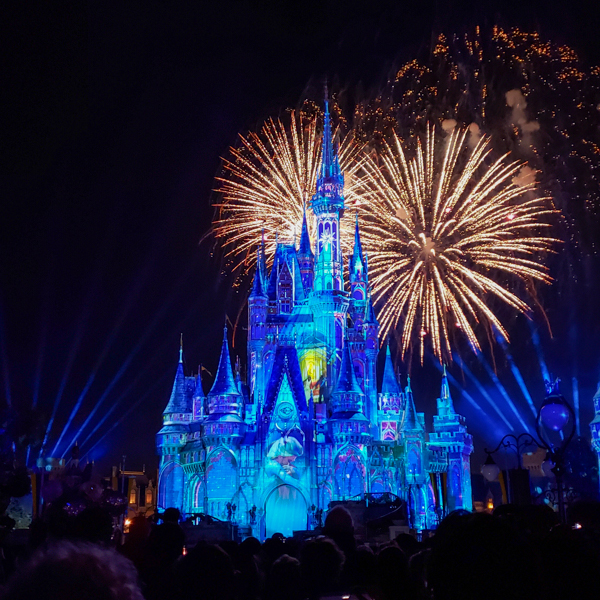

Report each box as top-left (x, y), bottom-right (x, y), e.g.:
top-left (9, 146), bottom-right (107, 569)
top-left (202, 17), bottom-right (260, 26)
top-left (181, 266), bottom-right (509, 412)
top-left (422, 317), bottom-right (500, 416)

top-left (541, 402), bottom-right (570, 431)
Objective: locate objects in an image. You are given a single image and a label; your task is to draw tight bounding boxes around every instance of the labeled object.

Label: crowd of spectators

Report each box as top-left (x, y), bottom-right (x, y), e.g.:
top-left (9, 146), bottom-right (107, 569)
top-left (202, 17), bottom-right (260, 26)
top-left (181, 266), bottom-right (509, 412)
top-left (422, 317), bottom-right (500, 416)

top-left (1, 501), bottom-right (600, 600)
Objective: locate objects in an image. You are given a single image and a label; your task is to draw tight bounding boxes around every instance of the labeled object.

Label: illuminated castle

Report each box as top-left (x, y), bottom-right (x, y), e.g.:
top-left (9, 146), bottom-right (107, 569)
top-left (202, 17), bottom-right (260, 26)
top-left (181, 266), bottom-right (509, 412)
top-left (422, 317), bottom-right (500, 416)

top-left (156, 100), bottom-right (473, 537)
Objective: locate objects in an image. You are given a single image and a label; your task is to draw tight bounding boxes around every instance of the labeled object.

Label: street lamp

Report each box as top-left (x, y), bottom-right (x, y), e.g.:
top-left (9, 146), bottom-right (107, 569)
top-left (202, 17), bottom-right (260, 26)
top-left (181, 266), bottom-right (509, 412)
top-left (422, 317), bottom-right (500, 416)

top-left (535, 379), bottom-right (576, 523)
top-left (481, 432), bottom-right (541, 505)
top-left (480, 379), bottom-right (576, 521)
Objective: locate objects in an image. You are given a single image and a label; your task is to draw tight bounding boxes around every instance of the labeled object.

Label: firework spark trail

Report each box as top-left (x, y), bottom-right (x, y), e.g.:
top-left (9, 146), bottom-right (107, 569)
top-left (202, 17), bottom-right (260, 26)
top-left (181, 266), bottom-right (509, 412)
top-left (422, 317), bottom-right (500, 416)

top-left (350, 126), bottom-right (557, 363)
top-left (213, 110), bottom-right (361, 271)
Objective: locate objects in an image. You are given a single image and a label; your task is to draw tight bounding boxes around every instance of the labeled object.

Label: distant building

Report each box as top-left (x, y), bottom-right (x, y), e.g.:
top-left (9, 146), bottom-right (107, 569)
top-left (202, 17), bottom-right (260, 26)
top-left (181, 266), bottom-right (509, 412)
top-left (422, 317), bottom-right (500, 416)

top-left (156, 99), bottom-right (473, 538)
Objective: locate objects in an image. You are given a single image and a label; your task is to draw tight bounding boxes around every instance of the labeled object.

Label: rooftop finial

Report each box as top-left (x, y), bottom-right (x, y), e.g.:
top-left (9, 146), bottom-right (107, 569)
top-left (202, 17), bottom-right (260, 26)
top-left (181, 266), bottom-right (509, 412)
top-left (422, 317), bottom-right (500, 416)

top-left (179, 333), bottom-right (183, 363)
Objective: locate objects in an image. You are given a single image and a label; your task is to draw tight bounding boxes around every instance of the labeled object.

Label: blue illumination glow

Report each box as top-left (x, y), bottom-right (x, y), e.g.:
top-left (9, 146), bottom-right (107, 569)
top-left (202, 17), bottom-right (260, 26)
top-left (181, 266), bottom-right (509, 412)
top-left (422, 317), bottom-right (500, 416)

top-left (156, 106), bottom-right (474, 537)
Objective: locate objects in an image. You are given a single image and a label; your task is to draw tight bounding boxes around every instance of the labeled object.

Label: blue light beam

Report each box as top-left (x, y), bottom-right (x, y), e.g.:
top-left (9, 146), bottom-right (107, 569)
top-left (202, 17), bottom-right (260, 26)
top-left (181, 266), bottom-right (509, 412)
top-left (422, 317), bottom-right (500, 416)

top-left (475, 349), bottom-right (531, 432)
top-left (453, 353), bottom-right (513, 430)
top-left (496, 333), bottom-right (537, 418)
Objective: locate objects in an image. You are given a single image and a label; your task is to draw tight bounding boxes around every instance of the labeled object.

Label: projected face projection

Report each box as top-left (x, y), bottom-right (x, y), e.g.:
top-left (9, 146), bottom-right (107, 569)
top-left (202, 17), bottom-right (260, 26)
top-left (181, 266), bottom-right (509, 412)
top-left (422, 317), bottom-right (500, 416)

top-left (262, 382), bottom-right (309, 538)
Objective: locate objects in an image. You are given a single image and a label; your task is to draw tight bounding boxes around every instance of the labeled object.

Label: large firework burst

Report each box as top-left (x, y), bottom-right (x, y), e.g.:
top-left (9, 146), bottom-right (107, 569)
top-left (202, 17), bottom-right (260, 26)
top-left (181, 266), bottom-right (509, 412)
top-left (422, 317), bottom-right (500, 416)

top-left (214, 109), bottom-right (360, 272)
top-left (351, 126), bottom-right (557, 363)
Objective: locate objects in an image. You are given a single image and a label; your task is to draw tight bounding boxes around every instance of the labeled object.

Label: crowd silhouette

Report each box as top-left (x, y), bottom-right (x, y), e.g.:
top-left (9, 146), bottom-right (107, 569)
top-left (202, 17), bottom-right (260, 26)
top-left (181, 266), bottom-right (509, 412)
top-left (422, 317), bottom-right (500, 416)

top-left (1, 502), bottom-right (600, 600)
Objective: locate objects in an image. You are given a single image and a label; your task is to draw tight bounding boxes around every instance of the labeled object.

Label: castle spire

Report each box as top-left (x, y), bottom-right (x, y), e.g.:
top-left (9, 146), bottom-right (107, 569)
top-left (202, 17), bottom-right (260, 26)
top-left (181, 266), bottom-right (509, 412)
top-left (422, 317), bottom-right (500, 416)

top-left (250, 246), bottom-right (267, 298)
top-left (298, 203), bottom-right (313, 256)
top-left (437, 364), bottom-right (456, 417)
top-left (208, 326), bottom-right (239, 397)
top-left (403, 376), bottom-right (423, 431)
top-left (163, 343), bottom-right (188, 417)
top-left (381, 343), bottom-right (401, 396)
top-left (353, 212), bottom-right (364, 265)
top-left (331, 340), bottom-right (367, 417)
top-left (179, 333), bottom-right (183, 363)
top-left (321, 86), bottom-right (338, 179)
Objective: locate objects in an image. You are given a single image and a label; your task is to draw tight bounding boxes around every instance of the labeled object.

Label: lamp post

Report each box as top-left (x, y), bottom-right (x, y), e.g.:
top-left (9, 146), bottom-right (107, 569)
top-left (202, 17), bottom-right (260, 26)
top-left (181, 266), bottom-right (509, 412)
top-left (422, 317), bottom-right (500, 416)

top-left (481, 379), bottom-right (575, 522)
top-left (535, 379), bottom-right (576, 523)
top-left (482, 433), bottom-right (541, 505)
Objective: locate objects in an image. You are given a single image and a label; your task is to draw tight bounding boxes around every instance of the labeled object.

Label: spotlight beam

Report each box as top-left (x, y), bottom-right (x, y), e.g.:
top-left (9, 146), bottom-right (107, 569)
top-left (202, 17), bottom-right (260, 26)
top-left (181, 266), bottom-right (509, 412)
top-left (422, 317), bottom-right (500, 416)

top-left (59, 250), bottom-right (203, 456)
top-left (475, 350), bottom-right (531, 432)
top-left (50, 262), bottom-right (153, 457)
top-left (496, 333), bottom-right (537, 418)
top-left (81, 371), bottom-right (171, 461)
top-left (453, 353), bottom-right (514, 430)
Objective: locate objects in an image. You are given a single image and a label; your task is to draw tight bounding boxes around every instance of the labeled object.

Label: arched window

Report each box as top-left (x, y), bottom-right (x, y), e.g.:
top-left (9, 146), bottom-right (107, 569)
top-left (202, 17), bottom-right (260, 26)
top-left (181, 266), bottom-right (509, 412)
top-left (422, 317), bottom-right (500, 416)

top-left (206, 450), bottom-right (237, 505)
top-left (159, 462), bottom-right (184, 511)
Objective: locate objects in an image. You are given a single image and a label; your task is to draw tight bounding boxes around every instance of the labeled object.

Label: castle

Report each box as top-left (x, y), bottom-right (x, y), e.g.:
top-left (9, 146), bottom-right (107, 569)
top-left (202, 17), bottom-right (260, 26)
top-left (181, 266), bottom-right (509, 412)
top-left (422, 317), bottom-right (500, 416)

top-left (156, 100), bottom-right (473, 537)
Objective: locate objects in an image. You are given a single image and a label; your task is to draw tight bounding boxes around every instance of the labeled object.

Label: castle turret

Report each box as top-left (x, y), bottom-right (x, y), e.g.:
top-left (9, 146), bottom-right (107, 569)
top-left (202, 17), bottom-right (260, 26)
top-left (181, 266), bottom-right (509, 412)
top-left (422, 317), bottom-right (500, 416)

top-left (297, 206), bottom-right (314, 292)
top-left (312, 95), bottom-right (344, 293)
top-left (437, 365), bottom-right (455, 417)
top-left (362, 293), bottom-right (379, 430)
top-left (331, 341), bottom-right (367, 417)
top-left (207, 328), bottom-right (243, 417)
top-left (350, 214), bottom-right (368, 301)
top-left (248, 252), bottom-right (268, 401)
top-left (429, 368), bottom-right (473, 512)
top-left (156, 342), bottom-right (191, 512)
top-left (378, 344), bottom-right (405, 441)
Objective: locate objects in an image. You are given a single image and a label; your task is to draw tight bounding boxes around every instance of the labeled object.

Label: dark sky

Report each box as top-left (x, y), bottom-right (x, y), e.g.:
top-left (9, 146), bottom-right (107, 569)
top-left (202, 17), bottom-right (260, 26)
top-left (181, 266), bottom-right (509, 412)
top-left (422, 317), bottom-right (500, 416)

top-left (4, 0), bottom-right (600, 474)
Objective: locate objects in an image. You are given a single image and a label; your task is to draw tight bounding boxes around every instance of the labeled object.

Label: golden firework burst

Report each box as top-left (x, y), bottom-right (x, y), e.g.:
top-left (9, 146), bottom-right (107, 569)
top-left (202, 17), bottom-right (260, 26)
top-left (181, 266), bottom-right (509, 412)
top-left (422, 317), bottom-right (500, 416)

top-left (349, 126), bottom-right (557, 363)
top-left (214, 110), bottom-right (360, 271)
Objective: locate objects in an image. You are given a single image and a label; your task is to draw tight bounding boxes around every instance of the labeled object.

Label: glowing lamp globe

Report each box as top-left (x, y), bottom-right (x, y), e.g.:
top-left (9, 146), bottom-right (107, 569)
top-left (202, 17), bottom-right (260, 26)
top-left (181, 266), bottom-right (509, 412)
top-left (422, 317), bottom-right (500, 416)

top-left (540, 401), bottom-right (570, 432)
top-left (481, 455), bottom-right (500, 482)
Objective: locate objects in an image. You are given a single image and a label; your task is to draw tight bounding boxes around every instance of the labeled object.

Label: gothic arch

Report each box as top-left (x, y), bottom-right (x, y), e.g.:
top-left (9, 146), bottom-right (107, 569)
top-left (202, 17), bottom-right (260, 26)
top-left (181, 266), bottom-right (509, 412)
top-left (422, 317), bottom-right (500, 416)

top-left (159, 461), bottom-right (185, 512)
top-left (205, 447), bottom-right (238, 520)
top-left (333, 444), bottom-right (366, 500)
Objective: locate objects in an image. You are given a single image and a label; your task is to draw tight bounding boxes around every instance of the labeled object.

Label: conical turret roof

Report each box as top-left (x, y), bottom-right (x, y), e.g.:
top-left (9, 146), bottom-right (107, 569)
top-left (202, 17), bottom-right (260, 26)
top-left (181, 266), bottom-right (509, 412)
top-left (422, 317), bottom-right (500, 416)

top-left (250, 247), bottom-right (267, 298)
top-left (164, 361), bottom-right (188, 415)
top-left (438, 365), bottom-right (455, 416)
top-left (403, 377), bottom-right (423, 431)
top-left (381, 344), bottom-right (401, 396)
top-left (208, 328), bottom-right (240, 397)
top-left (333, 343), bottom-right (364, 396)
top-left (352, 213), bottom-right (365, 266)
top-left (164, 338), bottom-right (192, 415)
top-left (298, 206), bottom-right (313, 257)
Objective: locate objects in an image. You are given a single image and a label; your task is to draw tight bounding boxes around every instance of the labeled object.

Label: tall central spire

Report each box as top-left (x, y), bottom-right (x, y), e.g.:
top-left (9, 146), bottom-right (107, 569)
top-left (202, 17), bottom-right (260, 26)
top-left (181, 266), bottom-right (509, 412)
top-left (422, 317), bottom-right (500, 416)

top-left (311, 87), bottom-right (345, 293)
top-left (321, 86), bottom-right (338, 179)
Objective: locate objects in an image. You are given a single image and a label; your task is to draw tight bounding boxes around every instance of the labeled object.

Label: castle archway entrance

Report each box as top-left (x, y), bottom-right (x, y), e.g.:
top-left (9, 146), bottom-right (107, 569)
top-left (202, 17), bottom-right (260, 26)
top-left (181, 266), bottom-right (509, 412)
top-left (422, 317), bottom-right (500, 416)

top-left (265, 485), bottom-right (307, 538)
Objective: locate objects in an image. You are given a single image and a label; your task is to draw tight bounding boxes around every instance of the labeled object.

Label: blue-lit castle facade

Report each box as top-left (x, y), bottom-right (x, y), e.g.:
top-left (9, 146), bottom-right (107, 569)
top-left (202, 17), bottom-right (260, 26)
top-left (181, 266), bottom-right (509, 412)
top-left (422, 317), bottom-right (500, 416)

top-left (157, 102), bottom-right (473, 537)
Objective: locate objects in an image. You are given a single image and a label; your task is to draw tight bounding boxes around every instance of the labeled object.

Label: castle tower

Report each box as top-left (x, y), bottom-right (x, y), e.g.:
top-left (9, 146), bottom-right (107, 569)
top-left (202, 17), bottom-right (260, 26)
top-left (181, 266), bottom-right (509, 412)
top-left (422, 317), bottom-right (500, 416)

top-left (378, 343), bottom-right (405, 441)
top-left (349, 214), bottom-right (367, 302)
top-left (204, 328), bottom-right (245, 451)
top-left (297, 206), bottom-right (314, 293)
top-left (330, 340), bottom-right (370, 500)
top-left (401, 376), bottom-right (428, 530)
top-left (430, 366), bottom-right (474, 512)
top-left (363, 293), bottom-right (379, 431)
top-left (248, 250), bottom-right (268, 402)
top-left (156, 342), bottom-right (192, 512)
top-left (308, 95), bottom-right (349, 395)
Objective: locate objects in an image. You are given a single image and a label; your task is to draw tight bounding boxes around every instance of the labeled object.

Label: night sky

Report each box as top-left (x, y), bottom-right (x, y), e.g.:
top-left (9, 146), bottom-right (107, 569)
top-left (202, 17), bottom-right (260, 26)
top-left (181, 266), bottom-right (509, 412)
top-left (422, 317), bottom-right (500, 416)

top-left (4, 0), bottom-right (600, 475)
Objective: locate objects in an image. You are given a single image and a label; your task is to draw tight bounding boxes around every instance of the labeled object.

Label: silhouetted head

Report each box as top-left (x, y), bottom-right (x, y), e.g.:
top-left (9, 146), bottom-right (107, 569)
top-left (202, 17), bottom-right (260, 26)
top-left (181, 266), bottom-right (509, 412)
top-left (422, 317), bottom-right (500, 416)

top-left (2, 540), bottom-right (144, 600)
top-left (300, 536), bottom-right (344, 598)
top-left (161, 507), bottom-right (181, 524)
